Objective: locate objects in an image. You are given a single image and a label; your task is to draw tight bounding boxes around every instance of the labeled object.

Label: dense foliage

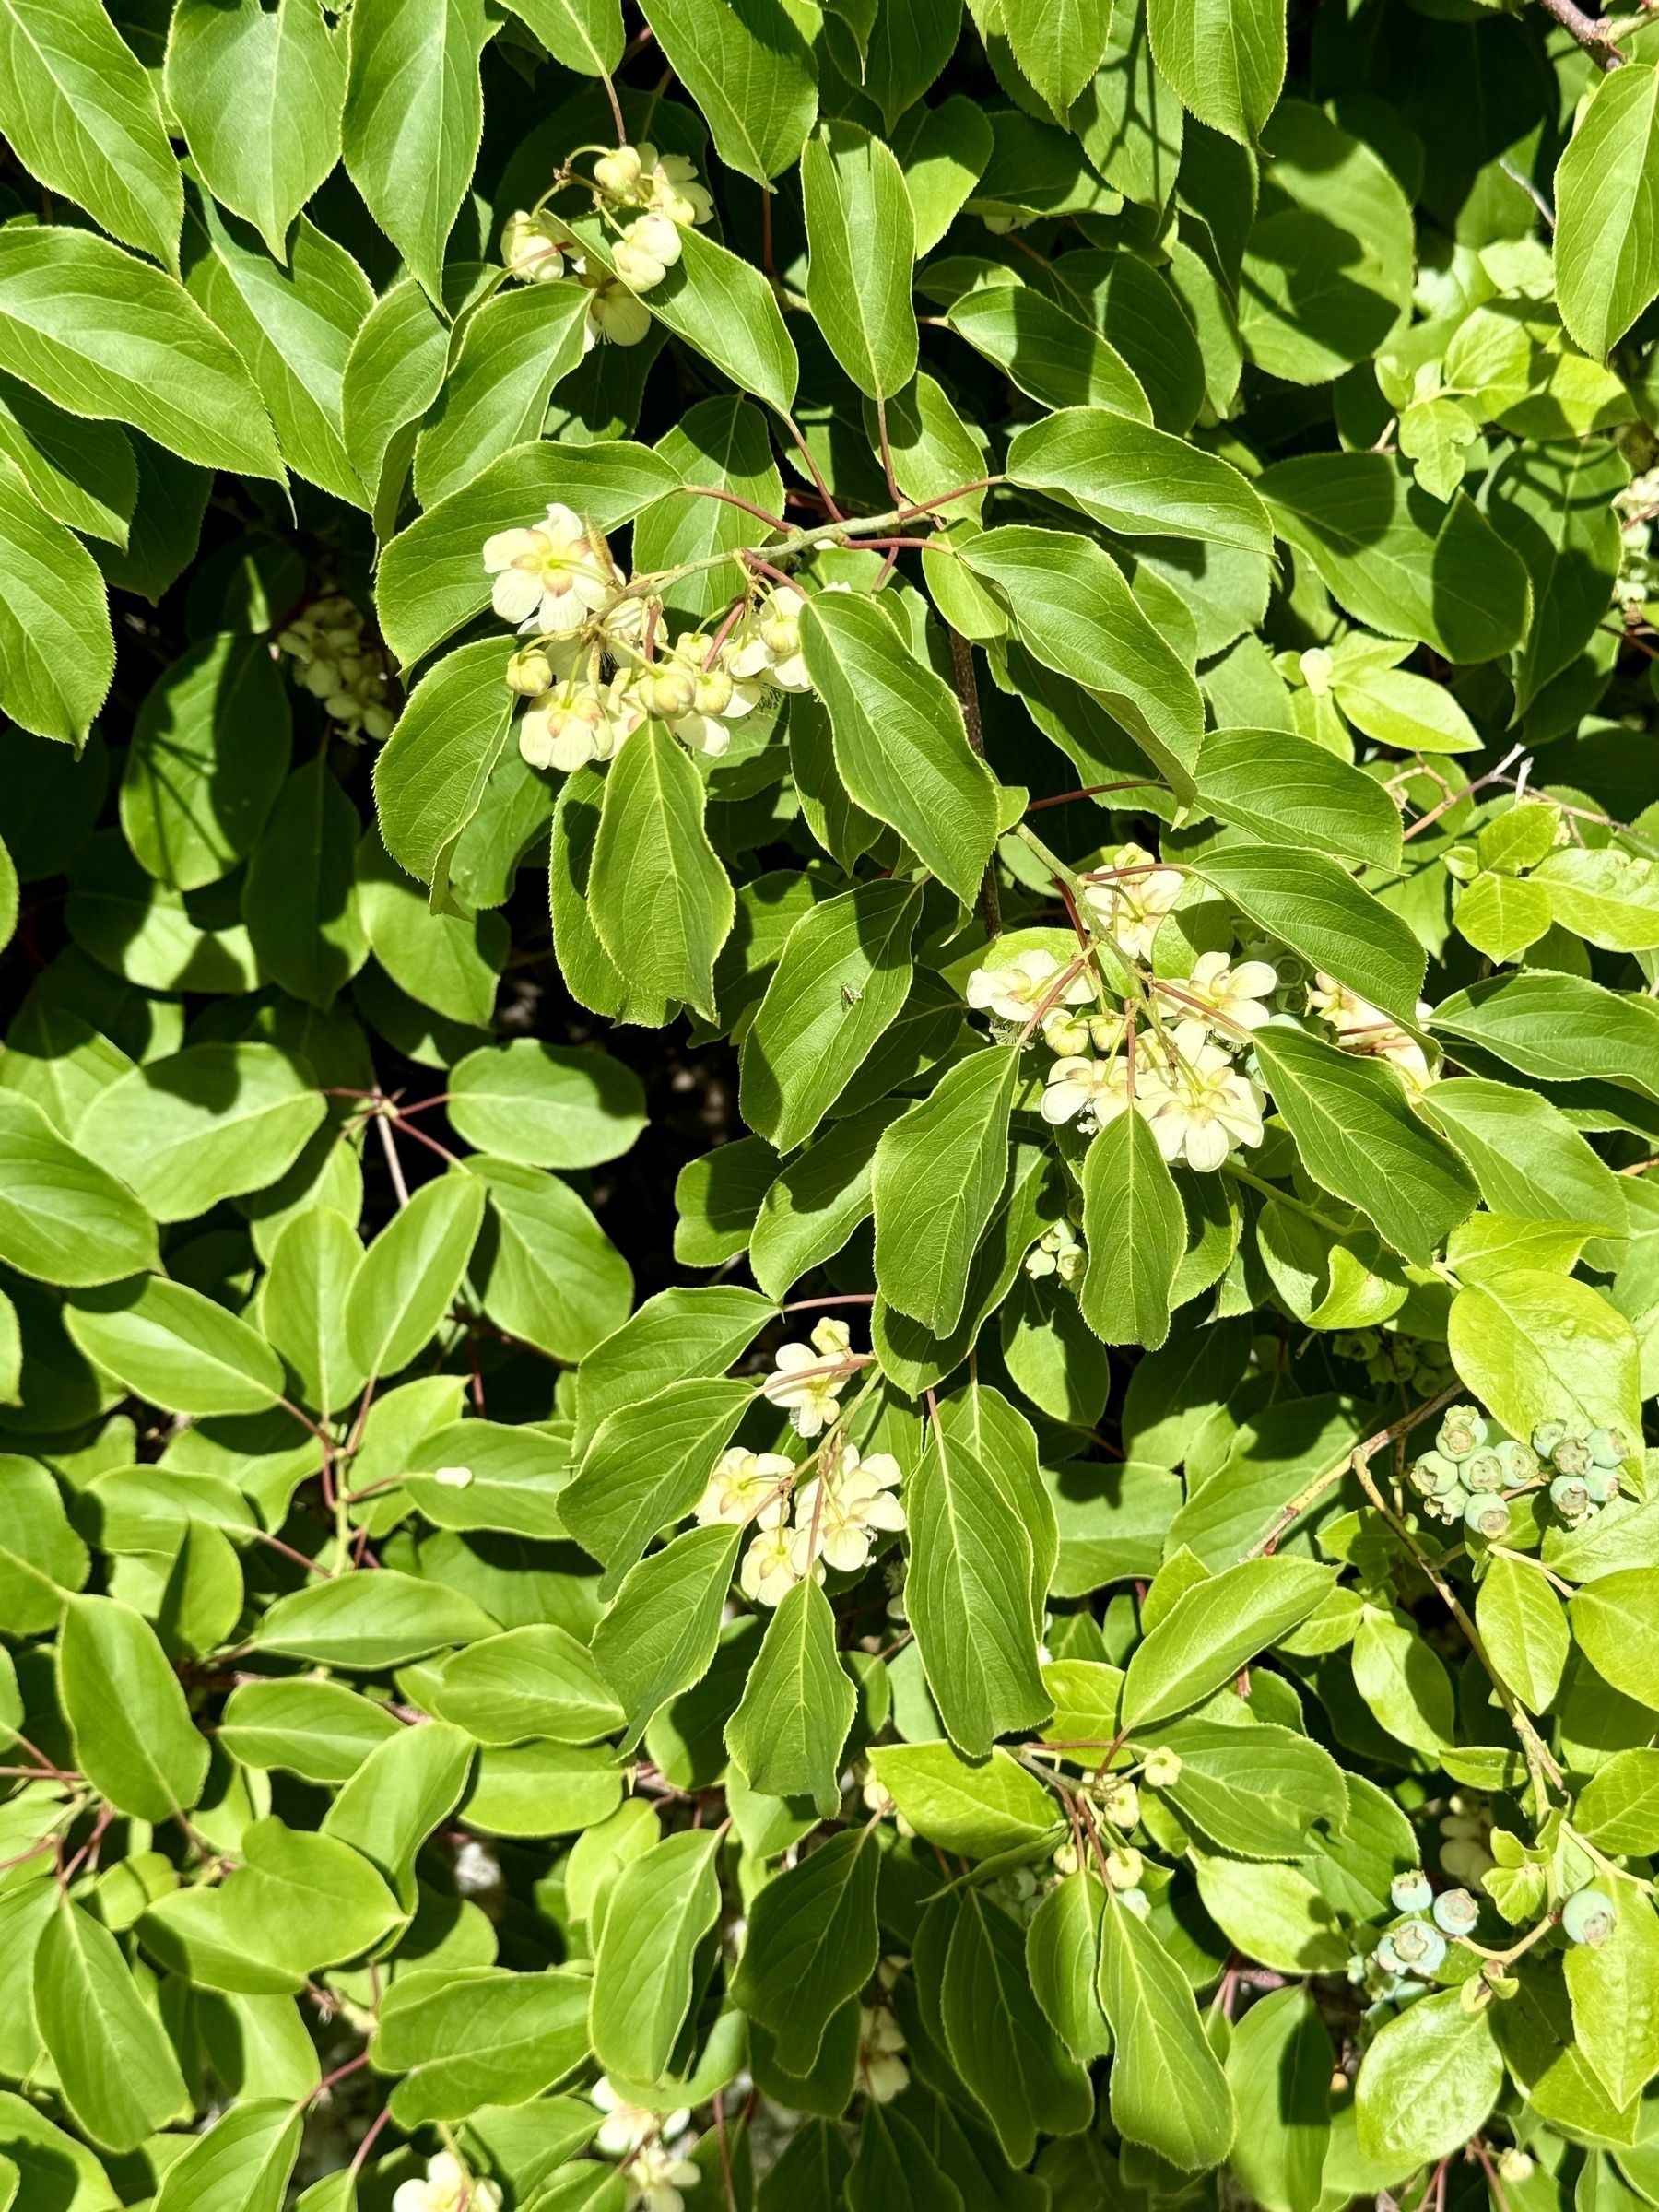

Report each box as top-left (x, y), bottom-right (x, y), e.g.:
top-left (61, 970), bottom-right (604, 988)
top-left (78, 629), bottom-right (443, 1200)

top-left (8, 0), bottom-right (1659, 2205)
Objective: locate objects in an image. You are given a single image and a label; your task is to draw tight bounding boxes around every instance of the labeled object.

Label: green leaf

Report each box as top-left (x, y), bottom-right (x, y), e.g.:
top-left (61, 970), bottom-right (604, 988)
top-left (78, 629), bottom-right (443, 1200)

top-left (1355, 1992), bottom-right (1502, 2170)
top-left (400, 1418), bottom-right (571, 1540)
top-left (1098, 1892), bottom-right (1236, 2171)
top-left (802, 119), bottom-right (917, 401)
top-left (432, 1625), bottom-right (622, 1747)
top-left (591, 1523), bottom-right (742, 1752)
top-left (895, 96), bottom-right (992, 257)
top-left (1253, 1028), bottom-right (1477, 1265)
top-left (1453, 871), bottom-right (1553, 965)
top-left (341, 0), bottom-right (490, 300)
top-left (0, 378), bottom-right (134, 550)
top-left (447, 1039), bottom-right (645, 1168)
top-left (1199, 849), bottom-right (1425, 1030)
top-left (506, 0), bottom-right (622, 73)
top-left (1147, 0), bottom-right (1281, 143)
top-left (65, 1274), bottom-right (282, 1415)
top-left (799, 589), bottom-right (999, 906)
top-left (1575, 1749), bottom-right (1659, 1854)
top-left (1564, 1885), bottom-right (1659, 2111)
top-left (587, 722), bottom-right (734, 1024)
top-left (357, 826), bottom-right (508, 1028)
top-left (0, 457), bottom-right (114, 747)
top-left (165, 0), bottom-right (345, 265)
top-left (1007, 407), bottom-right (1271, 554)
top-left (1571, 1571), bottom-right (1659, 1714)
top-left (674, 1135), bottom-right (775, 1266)
top-left (472, 1155), bottom-right (633, 1362)
top-left (1489, 441), bottom-right (1627, 716)
top-left (370, 1968), bottom-right (593, 2124)
top-left (0, 0), bottom-right (182, 272)
top-left (1224, 1986), bottom-right (1331, 2212)
top-left (937, 1888), bottom-right (1093, 2165)
top-left (260, 1206), bottom-right (365, 1417)
top-left (1450, 1270), bottom-right (1641, 1453)
top-left (374, 639), bottom-right (515, 891)
top-left (1536, 847), bottom-right (1659, 953)
top-left (149, 2099), bottom-right (301, 2212)
top-left (346, 1170), bottom-right (486, 1381)
top-left (731, 1828), bottom-right (880, 2073)
top-left (1194, 726), bottom-right (1402, 872)
top-left (1073, 0), bottom-right (1182, 215)
top-left (1120, 1557), bottom-right (1335, 1729)
top-left (76, 1041), bottom-right (325, 1223)
top-left (34, 1896), bottom-right (190, 2153)
top-left (561, 1376), bottom-right (754, 1582)
top-left (641, 0), bottom-right (816, 183)
top-left (1555, 63), bottom-right (1659, 358)
top-left (1431, 971), bottom-right (1659, 1100)
top-left (218, 1677), bottom-right (401, 1784)
top-left (0, 226), bottom-right (282, 479)
top-left (1027, 1871), bottom-right (1112, 2066)
top-left (572, 1282), bottom-right (775, 1450)
top-left (590, 1828), bottom-right (722, 2083)
top-left (1078, 1105), bottom-right (1184, 1349)
top-left (121, 633), bottom-right (292, 891)
top-left (414, 283), bottom-right (591, 508)
top-left (958, 525), bottom-right (1203, 798)
top-left (1191, 1853), bottom-right (1347, 1974)
top-left (375, 438), bottom-right (679, 671)
top-left (1151, 1719), bottom-right (1346, 1858)
top-left (253, 1567), bottom-right (500, 1669)
top-left (872, 1049), bottom-right (1017, 1337)
top-left (245, 758), bottom-right (368, 1012)
top-left (341, 276), bottom-right (450, 524)
top-left (1002, 0), bottom-right (1111, 115)
top-left (1259, 453), bottom-right (1530, 665)
top-left (0, 1454), bottom-right (89, 1632)
top-left (1350, 1606), bottom-right (1454, 1758)
top-left (724, 1576), bottom-right (855, 1815)
top-left (945, 285), bottom-right (1150, 419)
top-left (1477, 1554), bottom-right (1569, 1713)
top-left (59, 1594), bottom-right (208, 1820)
top-left (866, 1740), bottom-right (1060, 1858)
top-left (0, 1094), bottom-right (158, 1287)
top-left (749, 1101), bottom-right (901, 1298)
top-left (740, 879), bottom-right (920, 1151)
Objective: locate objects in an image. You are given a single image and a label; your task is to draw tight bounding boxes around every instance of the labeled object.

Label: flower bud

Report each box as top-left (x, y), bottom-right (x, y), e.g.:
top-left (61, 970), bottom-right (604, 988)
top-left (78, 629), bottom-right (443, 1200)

top-left (1586, 1425), bottom-right (1629, 1468)
top-left (640, 664), bottom-right (697, 720)
top-left (1432, 1888), bottom-right (1479, 1936)
top-left (506, 645), bottom-right (554, 696)
top-left (691, 664), bottom-right (734, 717)
top-left (593, 145), bottom-right (643, 196)
top-left (500, 209), bottom-right (566, 283)
top-left (1391, 1871), bottom-right (1433, 1914)
top-left (1553, 1434), bottom-right (1592, 1477)
top-left (1562, 1888), bottom-right (1618, 1947)
top-left (1118, 1888), bottom-right (1150, 1919)
top-left (1499, 2153), bottom-right (1535, 2186)
top-left (1300, 646), bottom-right (1334, 696)
top-left (1142, 1746), bottom-right (1182, 1789)
top-left (1465, 1492), bottom-right (1511, 1541)
top-left (1101, 1781), bottom-right (1139, 1830)
top-left (1438, 1406), bottom-right (1486, 1461)
top-left (1532, 1420), bottom-right (1567, 1458)
top-left (1550, 1473), bottom-right (1591, 1522)
top-left (1105, 1847), bottom-right (1143, 1890)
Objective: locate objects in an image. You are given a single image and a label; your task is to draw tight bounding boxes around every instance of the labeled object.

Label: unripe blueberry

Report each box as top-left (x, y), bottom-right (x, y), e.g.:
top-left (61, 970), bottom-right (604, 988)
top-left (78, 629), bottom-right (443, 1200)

top-left (1587, 1426), bottom-right (1629, 1468)
top-left (1429, 1482), bottom-right (1470, 1524)
top-left (1334, 1331), bottom-right (1380, 1362)
top-left (1532, 1420), bottom-right (1567, 1458)
top-left (1465, 1450), bottom-right (1507, 1494)
top-left (1391, 1871), bottom-right (1434, 1913)
top-left (1373, 1931), bottom-right (1406, 1975)
top-left (1550, 1474), bottom-right (1591, 1522)
top-left (1553, 1435), bottom-right (1593, 1478)
top-left (1433, 1888), bottom-right (1480, 1936)
top-left (1584, 1466), bottom-right (1620, 1505)
top-left (1465, 1492), bottom-right (1511, 1540)
top-left (1409, 1450), bottom-right (1461, 1498)
top-left (1496, 1439), bottom-right (1539, 1484)
top-left (1562, 1888), bottom-right (1618, 1947)
top-left (1439, 1406), bottom-right (1487, 1461)
top-left (1389, 1917), bottom-right (1447, 1973)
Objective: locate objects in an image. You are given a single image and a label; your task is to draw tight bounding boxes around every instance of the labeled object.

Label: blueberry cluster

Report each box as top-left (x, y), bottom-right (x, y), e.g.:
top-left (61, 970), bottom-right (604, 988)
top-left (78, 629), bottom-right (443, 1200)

top-left (1407, 1406), bottom-right (1533, 1538)
top-left (1332, 1328), bottom-right (1456, 1397)
top-left (1533, 1422), bottom-right (1627, 1525)
top-left (1359, 1871), bottom-right (1481, 2001)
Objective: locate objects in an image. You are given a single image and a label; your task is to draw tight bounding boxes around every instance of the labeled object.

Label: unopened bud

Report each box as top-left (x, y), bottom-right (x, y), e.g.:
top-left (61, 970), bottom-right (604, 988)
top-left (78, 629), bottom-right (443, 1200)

top-left (1142, 1747), bottom-right (1182, 1789)
top-left (506, 646), bottom-right (554, 696)
top-left (594, 145), bottom-right (643, 196)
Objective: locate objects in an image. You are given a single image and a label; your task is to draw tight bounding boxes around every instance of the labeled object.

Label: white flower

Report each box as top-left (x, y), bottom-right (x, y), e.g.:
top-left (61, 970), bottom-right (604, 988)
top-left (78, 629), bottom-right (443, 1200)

top-left (965, 947), bottom-right (1091, 1028)
top-left (517, 679), bottom-right (618, 772)
top-left (695, 1447), bottom-right (794, 1528)
top-left (727, 585), bottom-right (812, 692)
top-left (739, 1507), bottom-right (807, 1606)
top-left (1158, 950), bottom-right (1278, 1039)
top-left (1041, 1052), bottom-right (1142, 1129)
top-left (1380, 1035), bottom-right (1438, 1098)
top-left (855, 2005), bottom-right (909, 2103)
top-left (1025, 1219), bottom-right (1083, 1282)
top-left (593, 146), bottom-right (644, 197)
top-left (1041, 1006), bottom-right (1122, 1056)
top-left (582, 268), bottom-right (654, 347)
top-left (1309, 974), bottom-right (1438, 1093)
top-left (483, 503), bottom-right (619, 634)
top-left (613, 212), bottom-right (684, 291)
top-left (810, 1316), bottom-right (852, 1357)
top-left (1299, 646), bottom-right (1335, 696)
top-left (500, 209), bottom-right (567, 284)
top-left (1141, 1021), bottom-right (1265, 1172)
top-left (618, 2137), bottom-right (700, 2212)
top-left (592, 2079), bottom-right (688, 2160)
top-left (392, 2156), bottom-right (501, 2212)
top-left (642, 147), bottom-right (714, 229)
top-left (1081, 842), bottom-right (1184, 959)
top-left (790, 1445), bottom-right (905, 1576)
top-left (761, 1342), bottom-right (850, 1437)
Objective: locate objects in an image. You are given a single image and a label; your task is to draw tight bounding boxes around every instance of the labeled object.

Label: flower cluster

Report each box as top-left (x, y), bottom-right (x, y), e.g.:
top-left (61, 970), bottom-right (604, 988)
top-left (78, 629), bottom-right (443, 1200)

top-left (1043, 1018), bottom-right (1266, 1171)
top-left (392, 2155), bottom-right (502, 2212)
top-left (1082, 842), bottom-right (1184, 959)
top-left (856, 2002), bottom-right (910, 2102)
top-left (1308, 973), bottom-right (1438, 1098)
top-left (590, 2081), bottom-right (700, 2211)
top-left (500, 141), bottom-right (714, 349)
top-left (732, 1438), bottom-right (906, 1607)
top-left (1615, 464), bottom-right (1659, 618)
top-left (1024, 1218), bottom-right (1083, 1283)
top-left (759, 1316), bottom-right (857, 1437)
top-left (276, 594), bottom-right (394, 741)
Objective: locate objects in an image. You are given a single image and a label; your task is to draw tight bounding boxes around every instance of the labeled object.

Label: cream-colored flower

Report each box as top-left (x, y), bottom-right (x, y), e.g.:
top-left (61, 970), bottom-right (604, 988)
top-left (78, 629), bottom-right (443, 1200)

top-left (392, 2155), bottom-right (501, 2212)
top-left (1299, 646), bottom-right (1335, 696)
top-left (1309, 974), bottom-right (1438, 1092)
top-left (613, 211), bottom-right (684, 291)
top-left (727, 584), bottom-right (812, 692)
top-left (1081, 843), bottom-right (1183, 959)
top-left (762, 1342), bottom-right (848, 1437)
top-left (618, 2137), bottom-right (701, 2212)
top-left (1141, 1021), bottom-right (1264, 1172)
top-left (484, 503), bottom-right (618, 634)
top-left (791, 1447), bottom-right (905, 1576)
top-left (1025, 1219), bottom-right (1083, 1282)
top-left (583, 269), bottom-right (654, 347)
top-left (965, 947), bottom-right (1091, 1028)
top-left (1041, 1052), bottom-right (1147, 1130)
top-left (739, 1506), bottom-right (807, 1606)
top-left (593, 145), bottom-right (645, 197)
top-left (1380, 1035), bottom-right (1438, 1098)
top-left (517, 679), bottom-right (616, 772)
top-left (856, 2005), bottom-right (909, 2103)
top-left (591, 2079), bottom-right (689, 2159)
top-left (811, 1316), bottom-right (853, 1358)
top-left (1158, 950), bottom-right (1278, 1039)
top-left (695, 1446), bottom-right (794, 1528)
top-left (642, 147), bottom-right (714, 228)
top-left (500, 209), bottom-right (567, 283)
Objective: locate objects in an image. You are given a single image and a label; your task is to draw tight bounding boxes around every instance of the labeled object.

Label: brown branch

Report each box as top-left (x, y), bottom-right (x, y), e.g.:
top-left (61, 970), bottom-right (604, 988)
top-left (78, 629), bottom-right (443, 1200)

top-left (1534, 0), bottom-right (1624, 66)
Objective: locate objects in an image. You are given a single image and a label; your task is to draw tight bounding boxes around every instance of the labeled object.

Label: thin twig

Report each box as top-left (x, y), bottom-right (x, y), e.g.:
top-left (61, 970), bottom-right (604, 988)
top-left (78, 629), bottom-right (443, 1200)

top-left (374, 1110), bottom-right (410, 1206)
top-left (1533, 0), bottom-right (1624, 66)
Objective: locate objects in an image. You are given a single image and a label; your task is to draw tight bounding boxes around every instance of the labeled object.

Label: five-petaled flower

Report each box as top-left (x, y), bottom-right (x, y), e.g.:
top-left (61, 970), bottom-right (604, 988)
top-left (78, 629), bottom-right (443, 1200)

top-left (483, 503), bottom-right (620, 635)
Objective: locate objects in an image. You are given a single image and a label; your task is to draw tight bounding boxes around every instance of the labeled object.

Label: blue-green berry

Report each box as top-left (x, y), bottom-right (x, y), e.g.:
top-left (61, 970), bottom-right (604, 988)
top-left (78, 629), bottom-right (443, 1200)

top-left (1432, 1888), bottom-right (1479, 1936)
top-left (1465, 1492), bottom-right (1511, 1540)
top-left (1391, 1870), bottom-right (1434, 1913)
top-left (1439, 1406), bottom-right (1487, 1461)
top-left (1553, 1435), bottom-right (1592, 1478)
top-left (1562, 1889), bottom-right (1618, 1947)
top-left (1388, 1917), bottom-right (1447, 1973)
top-left (1550, 1474), bottom-right (1591, 1522)
top-left (1465, 1450), bottom-right (1507, 1494)
top-left (1584, 1466), bottom-right (1620, 1505)
top-left (1496, 1439), bottom-right (1539, 1484)
top-left (1409, 1450), bottom-right (1462, 1498)
top-left (1587, 1426), bottom-right (1629, 1469)
top-left (1532, 1420), bottom-right (1568, 1458)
